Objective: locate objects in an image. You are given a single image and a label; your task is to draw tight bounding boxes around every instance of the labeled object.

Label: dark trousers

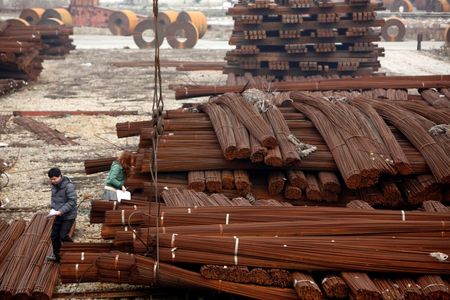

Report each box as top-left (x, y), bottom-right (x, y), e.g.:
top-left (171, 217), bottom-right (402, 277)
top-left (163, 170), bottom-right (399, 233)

top-left (51, 217), bottom-right (75, 260)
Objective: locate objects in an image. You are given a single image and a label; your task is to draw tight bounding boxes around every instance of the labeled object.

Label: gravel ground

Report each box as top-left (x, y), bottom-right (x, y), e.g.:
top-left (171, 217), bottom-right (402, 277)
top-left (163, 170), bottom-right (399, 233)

top-left (0, 29), bottom-right (450, 294)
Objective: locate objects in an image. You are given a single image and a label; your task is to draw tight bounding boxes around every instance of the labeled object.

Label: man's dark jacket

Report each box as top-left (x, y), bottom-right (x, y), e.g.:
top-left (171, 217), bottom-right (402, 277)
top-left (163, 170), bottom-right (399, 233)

top-left (51, 176), bottom-right (77, 220)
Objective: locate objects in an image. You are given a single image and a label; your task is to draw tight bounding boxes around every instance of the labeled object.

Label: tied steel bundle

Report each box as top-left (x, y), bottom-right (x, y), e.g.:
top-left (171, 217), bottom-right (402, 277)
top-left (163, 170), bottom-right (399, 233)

top-left (85, 81), bottom-right (450, 207)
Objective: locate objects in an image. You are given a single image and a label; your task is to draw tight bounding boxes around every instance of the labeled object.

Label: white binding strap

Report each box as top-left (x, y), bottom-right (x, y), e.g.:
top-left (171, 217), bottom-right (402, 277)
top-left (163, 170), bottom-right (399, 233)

top-left (225, 213), bottom-right (230, 225)
top-left (171, 233), bottom-right (178, 248)
top-left (80, 252), bottom-right (85, 261)
top-left (121, 210), bottom-right (125, 225)
top-left (401, 210), bottom-right (406, 221)
top-left (234, 236), bottom-right (239, 265)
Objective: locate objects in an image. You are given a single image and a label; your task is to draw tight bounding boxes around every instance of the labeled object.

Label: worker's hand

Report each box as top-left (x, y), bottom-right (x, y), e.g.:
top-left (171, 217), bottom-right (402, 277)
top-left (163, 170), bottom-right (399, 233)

top-left (55, 211), bottom-right (62, 216)
top-left (122, 186), bottom-right (127, 192)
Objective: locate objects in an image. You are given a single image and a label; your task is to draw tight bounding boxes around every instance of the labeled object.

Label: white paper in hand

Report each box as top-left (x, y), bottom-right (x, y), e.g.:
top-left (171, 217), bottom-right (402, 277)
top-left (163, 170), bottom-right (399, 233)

top-left (116, 190), bottom-right (131, 202)
top-left (47, 208), bottom-right (58, 218)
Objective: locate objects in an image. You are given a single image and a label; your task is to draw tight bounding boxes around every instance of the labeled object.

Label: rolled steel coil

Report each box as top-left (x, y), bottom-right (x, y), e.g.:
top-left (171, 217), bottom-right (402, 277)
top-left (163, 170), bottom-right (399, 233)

top-left (159, 10), bottom-right (178, 29)
top-left (381, 17), bottom-right (406, 42)
top-left (426, 0), bottom-right (450, 11)
top-left (38, 18), bottom-right (65, 26)
top-left (390, 0), bottom-right (414, 12)
top-left (19, 8), bottom-right (45, 25)
top-left (108, 10), bottom-right (138, 36)
top-left (42, 8), bottom-right (73, 26)
top-left (5, 18), bottom-right (30, 27)
top-left (382, 0), bottom-right (395, 10)
top-left (166, 21), bottom-right (199, 49)
top-left (176, 11), bottom-right (207, 38)
top-left (444, 24), bottom-right (450, 45)
top-left (133, 18), bottom-right (164, 49)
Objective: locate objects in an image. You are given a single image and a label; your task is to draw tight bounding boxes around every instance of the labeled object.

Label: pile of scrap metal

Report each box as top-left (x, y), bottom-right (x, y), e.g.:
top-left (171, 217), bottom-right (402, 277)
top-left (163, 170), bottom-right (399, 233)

top-left (224, 0), bottom-right (385, 79)
top-left (77, 74), bottom-right (450, 298)
top-left (0, 19), bottom-right (75, 96)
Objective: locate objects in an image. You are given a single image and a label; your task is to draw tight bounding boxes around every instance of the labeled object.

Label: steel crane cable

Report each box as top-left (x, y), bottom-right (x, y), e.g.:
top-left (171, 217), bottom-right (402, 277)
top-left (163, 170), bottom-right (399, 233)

top-left (148, 0), bottom-right (164, 286)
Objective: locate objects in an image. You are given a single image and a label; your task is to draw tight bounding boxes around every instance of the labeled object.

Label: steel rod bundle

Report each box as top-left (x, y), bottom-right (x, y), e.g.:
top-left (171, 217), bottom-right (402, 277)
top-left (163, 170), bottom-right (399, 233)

top-left (213, 93), bottom-right (277, 149)
top-left (174, 75), bottom-right (450, 100)
top-left (372, 277), bottom-right (404, 300)
top-left (15, 218), bottom-right (53, 298)
top-left (305, 173), bottom-right (322, 201)
top-left (188, 171), bottom-right (206, 192)
top-left (292, 272), bottom-right (322, 300)
top-left (416, 275), bottom-right (450, 299)
top-left (141, 233), bottom-right (450, 274)
top-left (13, 116), bottom-right (78, 145)
top-left (222, 106), bottom-right (251, 159)
top-left (321, 275), bottom-right (349, 299)
top-left (200, 265), bottom-right (291, 288)
top-left (284, 184), bottom-right (302, 200)
top-left (341, 272), bottom-right (381, 300)
top-left (205, 170), bottom-right (222, 192)
top-left (401, 174), bottom-right (442, 205)
top-left (265, 105), bottom-right (301, 166)
top-left (379, 180), bottom-right (403, 208)
top-left (32, 247), bottom-right (59, 300)
top-left (203, 103), bottom-right (237, 160)
top-left (395, 278), bottom-right (423, 300)
top-left (293, 93), bottom-right (397, 185)
top-left (362, 98), bottom-right (450, 184)
top-left (222, 170), bottom-right (235, 190)
top-left (0, 214), bottom-right (52, 298)
top-left (268, 171), bottom-right (285, 195)
top-left (0, 220), bottom-right (27, 264)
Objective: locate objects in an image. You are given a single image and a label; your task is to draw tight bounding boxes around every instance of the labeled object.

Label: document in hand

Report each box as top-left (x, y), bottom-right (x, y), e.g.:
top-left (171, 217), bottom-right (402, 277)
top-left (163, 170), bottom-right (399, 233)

top-left (116, 190), bottom-right (131, 202)
top-left (47, 208), bottom-right (58, 218)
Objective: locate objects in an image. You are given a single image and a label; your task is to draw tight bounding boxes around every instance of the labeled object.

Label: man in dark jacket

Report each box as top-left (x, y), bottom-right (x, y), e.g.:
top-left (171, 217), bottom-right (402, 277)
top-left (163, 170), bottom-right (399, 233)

top-left (47, 167), bottom-right (77, 263)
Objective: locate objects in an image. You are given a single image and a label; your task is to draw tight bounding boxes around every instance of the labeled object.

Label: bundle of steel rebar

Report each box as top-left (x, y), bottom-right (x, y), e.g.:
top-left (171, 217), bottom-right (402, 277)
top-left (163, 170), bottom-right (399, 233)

top-left (341, 272), bottom-right (381, 299)
top-left (0, 214), bottom-right (52, 298)
top-left (361, 98), bottom-right (450, 184)
top-left (292, 272), bottom-right (322, 300)
top-left (321, 275), bottom-right (349, 299)
top-left (13, 116), bottom-right (79, 145)
top-left (140, 233), bottom-right (450, 274)
top-left (174, 75), bottom-right (450, 100)
top-left (14, 218), bottom-right (53, 298)
top-left (0, 219), bottom-right (27, 263)
top-left (32, 247), bottom-right (60, 300)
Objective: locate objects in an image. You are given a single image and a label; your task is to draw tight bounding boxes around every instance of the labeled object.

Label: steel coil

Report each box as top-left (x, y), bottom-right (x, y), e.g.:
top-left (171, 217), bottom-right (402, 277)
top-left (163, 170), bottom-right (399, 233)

top-left (6, 18), bottom-right (30, 27)
top-left (176, 11), bottom-right (207, 38)
top-left (133, 18), bottom-right (164, 49)
top-left (42, 8), bottom-right (73, 26)
top-left (391, 0), bottom-right (414, 12)
top-left (158, 10), bottom-right (178, 29)
top-left (381, 17), bottom-right (406, 41)
top-left (444, 24), bottom-right (450, 45)
top-left (166, 21), bottom-right (199, 49)
top-left (426, 0), bottom-right (450, 11)
top-left (38, 18), bottom-right (65, 26)
top-left (19, 8), bottom-right (45, 25)
top-left (108, 10), bottom-right (138, 36)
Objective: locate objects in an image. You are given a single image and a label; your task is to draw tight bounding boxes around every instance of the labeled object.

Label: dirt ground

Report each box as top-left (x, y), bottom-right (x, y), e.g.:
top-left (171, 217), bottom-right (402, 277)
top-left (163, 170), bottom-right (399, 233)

top-left (0, 24), bottom-right (450, 294)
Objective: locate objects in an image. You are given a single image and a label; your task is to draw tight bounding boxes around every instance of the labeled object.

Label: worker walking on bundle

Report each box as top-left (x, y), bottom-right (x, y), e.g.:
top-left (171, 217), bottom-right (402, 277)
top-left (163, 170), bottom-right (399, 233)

top-left (46, 167), bottom-right (77, 263)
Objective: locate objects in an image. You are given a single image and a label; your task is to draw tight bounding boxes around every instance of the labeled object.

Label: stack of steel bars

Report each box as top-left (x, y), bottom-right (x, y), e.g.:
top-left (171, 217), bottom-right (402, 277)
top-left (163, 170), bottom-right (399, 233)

top-left (61, 200), bottom-right (450, 299)
top-left (0, 20), bottom-right (75, 95)
top-left (85, 76), bottom-right (450, 207)
top-left (0, 214), bottom-right (59, 299)
top-left (224, 0), bottom-right (385, 79)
